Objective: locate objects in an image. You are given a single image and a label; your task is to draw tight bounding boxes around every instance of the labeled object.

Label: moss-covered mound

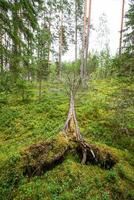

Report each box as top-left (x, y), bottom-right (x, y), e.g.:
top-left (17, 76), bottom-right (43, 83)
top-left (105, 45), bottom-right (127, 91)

top-left (22, 134), bottom-right (69, 176)
top-left (21, 132), bottom-right (118, 177)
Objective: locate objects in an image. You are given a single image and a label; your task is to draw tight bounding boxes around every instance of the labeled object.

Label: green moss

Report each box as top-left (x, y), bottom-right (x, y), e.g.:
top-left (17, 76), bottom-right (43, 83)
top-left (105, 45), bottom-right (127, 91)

top-left (0, 77), bottom-right (134, 199)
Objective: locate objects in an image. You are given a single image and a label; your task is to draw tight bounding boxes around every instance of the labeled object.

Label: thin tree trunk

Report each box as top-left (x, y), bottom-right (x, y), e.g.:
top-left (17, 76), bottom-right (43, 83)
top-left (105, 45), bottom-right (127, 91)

top-left (38, 79), bottom-right (42, 100)
top-left (48, 20), bottom-right (51, 68)
top-left (47, 10), bottom-right (51, 73)
top-left (75, 0), bottom-right (78, 61)
top-left (58, 32), bottom-right (61, 78)
top-left (0, 54), bottom-right (4, 73)
top-left (11, 0), bottom-right (20, 75)
top-left (58, 11), bottom-right (63, 80)
top-left (119, 0), bottom-right (125, 55)
top-left (84, 0), bottom-right (92, 74)
top-left (4, 33), bottom-right (8, 70)
top-left (64, 91), bottom-right (81, 140)
top-left (0, 9), bottom-right (4, 73)
top-left (0, 32), bottom-right (4, 73)
top-left (63, 90), bottom-right (96, 164)
top-left (80, 0), bottom-right (88, 84)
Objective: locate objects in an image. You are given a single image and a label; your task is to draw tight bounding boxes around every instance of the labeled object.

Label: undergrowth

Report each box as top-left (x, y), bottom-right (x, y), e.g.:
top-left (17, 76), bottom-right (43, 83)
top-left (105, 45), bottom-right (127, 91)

top-left (0, 77), bottom-right (134, 200)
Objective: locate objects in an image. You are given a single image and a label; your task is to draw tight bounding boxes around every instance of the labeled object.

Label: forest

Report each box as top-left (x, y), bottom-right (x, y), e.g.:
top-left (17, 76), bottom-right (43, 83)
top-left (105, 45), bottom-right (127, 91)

top-left (0, 0), bottom-right (134, 199)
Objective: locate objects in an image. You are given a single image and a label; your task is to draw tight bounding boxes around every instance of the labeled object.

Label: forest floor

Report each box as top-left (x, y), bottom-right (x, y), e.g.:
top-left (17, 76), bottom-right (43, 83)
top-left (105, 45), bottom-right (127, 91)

top-left (0, 76), bottom-right (134, 200)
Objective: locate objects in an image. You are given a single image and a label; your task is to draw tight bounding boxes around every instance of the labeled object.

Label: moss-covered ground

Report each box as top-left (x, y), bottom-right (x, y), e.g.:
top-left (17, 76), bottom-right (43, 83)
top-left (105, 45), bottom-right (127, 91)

top-left (0, 77), bottom-right (134, 200)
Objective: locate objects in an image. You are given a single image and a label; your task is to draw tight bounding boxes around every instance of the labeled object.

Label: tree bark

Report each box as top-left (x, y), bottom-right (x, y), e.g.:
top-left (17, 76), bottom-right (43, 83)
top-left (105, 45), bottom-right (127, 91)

top-left (47, 10), bottom-right (52, 74)
top-left (0, 32), bottom-right (4, 73)
top-left (80, 0), bottom-right (88, 84)
top-left (63, 91), bottom-right (96, 164)
top-left (38, 79), bottom-right (42, 100)
top-left (64, 91), bottom-right (81, 141)
top-left (119, 0), bottom-right (125, 55)
top-left (75, 0), bottom-right (78, 61)
top-left (58, 11), bottom-right (63, 80)
top-left (84, 0), bottom-right (92, 73)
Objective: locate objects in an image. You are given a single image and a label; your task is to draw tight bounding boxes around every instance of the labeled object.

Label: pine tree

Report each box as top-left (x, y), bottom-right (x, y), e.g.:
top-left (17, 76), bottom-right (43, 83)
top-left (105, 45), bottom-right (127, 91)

top-left (36, 25), bottom-right (51, 99)
top-left (0, 0), bottom-right (42, 99)
top-left (119, 0), bottom-right (125, 55)
top-left (80, 0), bottom-right (92, 86)
top-left (0, 0), bottom-right (41, 75)
top-left (122, 0), bottom-right (134, 74)
top-left (124, 0), bottom-right (134, 54)
top-left (74, 0), bottom-right (83, 61)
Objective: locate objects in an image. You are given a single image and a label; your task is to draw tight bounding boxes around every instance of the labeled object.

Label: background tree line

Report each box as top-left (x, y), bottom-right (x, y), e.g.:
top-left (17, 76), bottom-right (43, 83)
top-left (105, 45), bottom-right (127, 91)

top-left (0, 0), bottom-right (133, 101)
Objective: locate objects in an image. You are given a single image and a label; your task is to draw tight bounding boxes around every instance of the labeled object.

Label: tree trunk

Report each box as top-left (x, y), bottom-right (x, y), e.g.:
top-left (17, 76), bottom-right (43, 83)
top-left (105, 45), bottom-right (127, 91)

top-left (38, 79), bottom-right (42, 100)
top-left (64, 91), bottom-right (81, 140)
top-left (48, 21), bottom-right (51, 71)
top-left (47, 10), bottom-right (51, 74)
top-left (58, 11), bottom-right (63, 80)
top-left (75, 0), bottom-right (78, 61)
top-left (80, 0), bottom-right (88, 84)
top-left (0, 32), bottom-right (4, 73)
top-left (63, 91), bottom-right (96, 164)
top-left (4, 33), bottom-right (8, 70)
top-left (84, 0), bottom-right (92, 73)
top-left (119, 0), bottom-right (125, 55)
top-left (80, 0), bottom-right (87, 82)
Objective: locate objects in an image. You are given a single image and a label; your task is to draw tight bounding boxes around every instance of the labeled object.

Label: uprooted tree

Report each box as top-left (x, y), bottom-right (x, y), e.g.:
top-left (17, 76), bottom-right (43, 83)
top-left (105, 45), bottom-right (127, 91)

top-left (22, 74), bottom-right (118, 177)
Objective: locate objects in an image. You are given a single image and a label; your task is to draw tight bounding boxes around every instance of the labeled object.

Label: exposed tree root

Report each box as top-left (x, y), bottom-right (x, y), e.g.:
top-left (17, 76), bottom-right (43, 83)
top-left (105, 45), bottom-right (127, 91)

top-left (21, 92), bottom-right (117, 177)
top-left (77, 141), bottom-right (117, 169)
top-left (21, 135), bottom-right (117, 177)
top-left (63, 91), bottom-right (117, 169)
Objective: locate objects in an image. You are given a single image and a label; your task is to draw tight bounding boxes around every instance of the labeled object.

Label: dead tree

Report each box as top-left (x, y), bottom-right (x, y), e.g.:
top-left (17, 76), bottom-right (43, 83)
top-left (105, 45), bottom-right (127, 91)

top-left (21, 73), bottom-right (117, 177)
top-left (64, 91), bottom-right (81, 140)
top-left (63, 73), bottom-right (95, 164)
top-left (63, 80), bottom-right (117, 166)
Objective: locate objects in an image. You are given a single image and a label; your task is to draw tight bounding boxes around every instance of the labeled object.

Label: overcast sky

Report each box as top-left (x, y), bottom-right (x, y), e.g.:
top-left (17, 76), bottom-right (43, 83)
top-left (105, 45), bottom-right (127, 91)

top-left (63, 0), bottom-right (129, 61)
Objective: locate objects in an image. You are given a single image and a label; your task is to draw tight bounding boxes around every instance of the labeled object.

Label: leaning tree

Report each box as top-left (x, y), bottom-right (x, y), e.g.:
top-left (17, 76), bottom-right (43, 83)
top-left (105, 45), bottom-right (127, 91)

top-left (22, 71), bottom-right (117, 177)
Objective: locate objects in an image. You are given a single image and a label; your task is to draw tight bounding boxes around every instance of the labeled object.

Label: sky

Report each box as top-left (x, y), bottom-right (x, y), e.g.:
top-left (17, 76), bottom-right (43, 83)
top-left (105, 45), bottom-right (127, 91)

top-left (63, 0), bottom-right (129, 61)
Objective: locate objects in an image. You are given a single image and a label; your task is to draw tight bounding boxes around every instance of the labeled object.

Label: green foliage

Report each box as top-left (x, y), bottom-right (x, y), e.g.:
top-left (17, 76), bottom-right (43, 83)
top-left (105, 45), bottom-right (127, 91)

top-left (124, 0), bottom-right (134, 54)
top-left (87, 53), bottom-right (99, 74)
top-left (14, 78), bottom-right (33, 101)
top-left (127, 190), bottom-right (134, 200)
top-left (0, 72), bottom-right (12, 95)
top-left (0, 0), bottom-right (40, 73)
top-left (0, 155), bottom-right (22, 200)
top-left (0, 72), bottom-right (34, 102)
top-left (61, 25), bottom-right (68, 54)
top-left (63, 60), bottom-right (80, 74)
top-left (117, 163), bottom-right (134, 183)
top-left (105, 170), bottom-right (119, 183)
top-left (86, 49), bottom-right (117, 79)
top-left (109, 53), bottom-right (134, 76)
